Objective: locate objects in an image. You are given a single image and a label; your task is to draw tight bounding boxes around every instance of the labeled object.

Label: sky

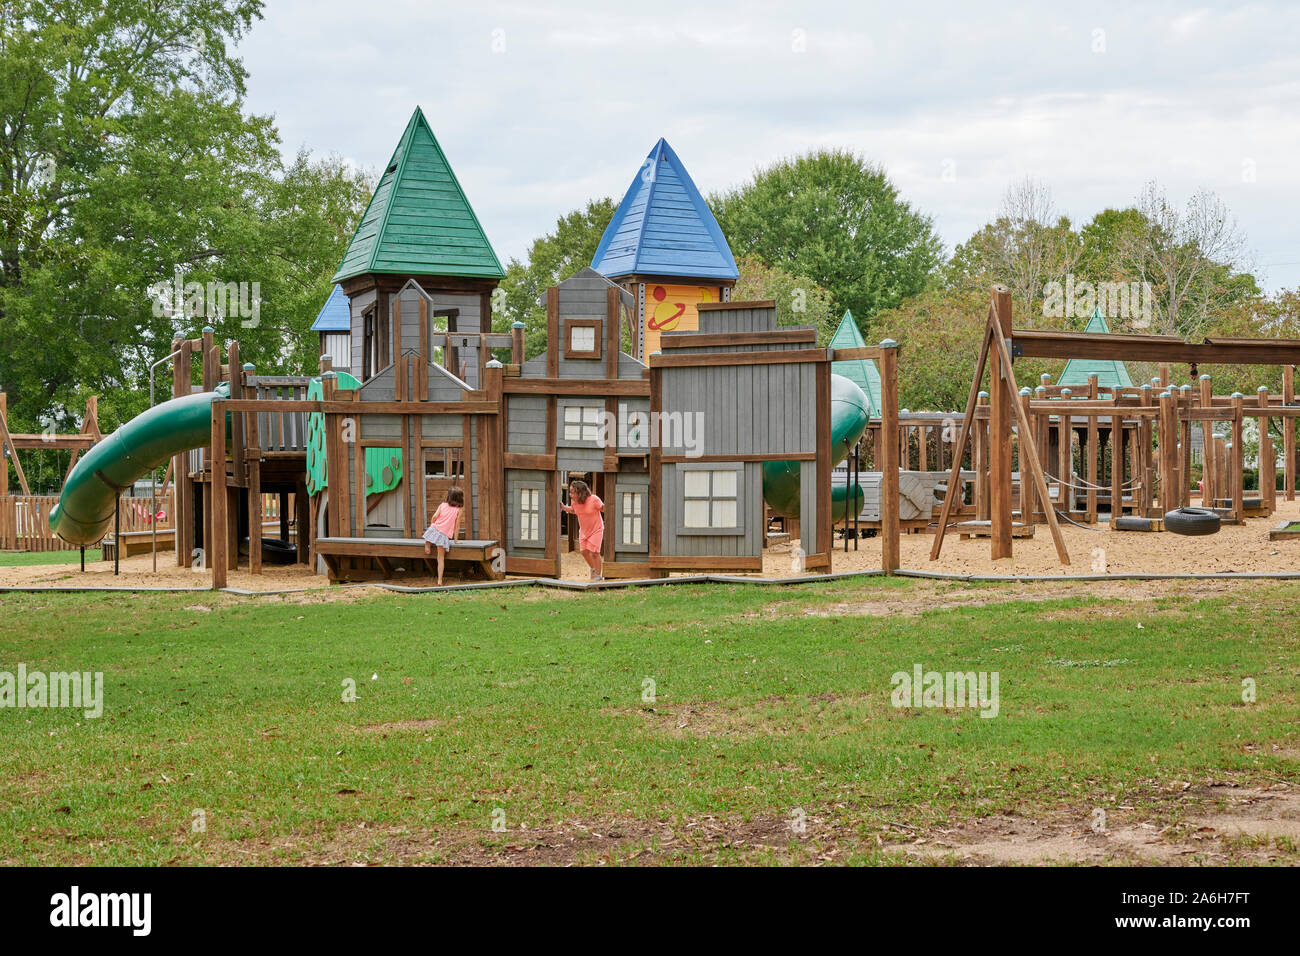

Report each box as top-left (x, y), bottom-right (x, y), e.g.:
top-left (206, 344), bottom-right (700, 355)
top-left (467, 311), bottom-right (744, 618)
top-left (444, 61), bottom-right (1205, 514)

top-left (236, 0), bottom-right (1300, 292)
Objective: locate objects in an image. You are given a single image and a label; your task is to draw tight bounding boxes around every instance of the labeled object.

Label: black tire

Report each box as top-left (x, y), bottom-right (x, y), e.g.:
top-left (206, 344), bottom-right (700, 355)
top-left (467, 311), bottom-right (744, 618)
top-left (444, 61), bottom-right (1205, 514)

top-left (1163, 507), bottom-right (1221, 536)
top-left (245, 537), bottom-right (298, 564)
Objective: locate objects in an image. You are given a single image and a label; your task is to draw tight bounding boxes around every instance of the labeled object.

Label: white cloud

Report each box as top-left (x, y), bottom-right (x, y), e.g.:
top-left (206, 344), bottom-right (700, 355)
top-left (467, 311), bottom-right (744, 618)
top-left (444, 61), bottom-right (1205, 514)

top-left (236, 0), bottom-right (1300, 292)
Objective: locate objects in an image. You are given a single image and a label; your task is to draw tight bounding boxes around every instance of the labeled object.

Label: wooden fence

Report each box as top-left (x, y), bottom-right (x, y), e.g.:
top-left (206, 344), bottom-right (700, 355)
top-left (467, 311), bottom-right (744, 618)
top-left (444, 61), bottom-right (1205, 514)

top-left (0, 492), bottom-right (288, 552)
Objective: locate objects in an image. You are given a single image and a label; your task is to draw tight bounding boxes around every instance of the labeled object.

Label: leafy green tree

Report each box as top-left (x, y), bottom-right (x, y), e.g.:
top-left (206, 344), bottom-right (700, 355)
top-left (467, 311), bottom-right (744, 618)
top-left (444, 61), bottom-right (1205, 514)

top-left (732, 257), bottom-right (838, 343)
top-left (711, 150), bottom-right (943, 331)
top-left (0, 0), bottom-right (369, 466)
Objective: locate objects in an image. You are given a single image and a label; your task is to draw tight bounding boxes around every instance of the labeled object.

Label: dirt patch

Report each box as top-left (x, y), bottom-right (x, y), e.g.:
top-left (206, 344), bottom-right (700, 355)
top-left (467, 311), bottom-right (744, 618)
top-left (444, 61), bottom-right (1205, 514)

top-left (607, 692), bottom-right (862, 739)
top-left (761, 578), bottom-right (1254, 621)
top-left (905, 783), bottom-right (1300, 865)
top-left (359, 718), bottom-right (451, 735)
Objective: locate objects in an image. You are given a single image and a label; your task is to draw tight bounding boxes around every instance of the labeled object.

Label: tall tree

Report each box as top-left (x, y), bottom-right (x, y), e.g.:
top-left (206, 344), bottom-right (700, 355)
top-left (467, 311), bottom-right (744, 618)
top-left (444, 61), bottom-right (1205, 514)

top-left (711, 149), bottom-right (942, 331)
top-left (0, 0), bottom-right (368, 444)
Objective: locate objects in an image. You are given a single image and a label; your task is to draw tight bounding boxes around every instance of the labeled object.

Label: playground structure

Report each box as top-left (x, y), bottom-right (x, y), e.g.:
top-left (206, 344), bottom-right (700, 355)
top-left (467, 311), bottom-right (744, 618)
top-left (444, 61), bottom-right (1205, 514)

top-left (929, 287), bottom-right (1300, 566)
top-left (18, 106), bottom-right (1300, 586)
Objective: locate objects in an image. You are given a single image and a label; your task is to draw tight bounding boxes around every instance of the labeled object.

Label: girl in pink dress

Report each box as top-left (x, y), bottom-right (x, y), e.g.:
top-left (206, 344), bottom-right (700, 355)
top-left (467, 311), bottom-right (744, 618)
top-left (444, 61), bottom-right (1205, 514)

top-left (561, 479), bottom-right (604, 581)
top-left (423, 486), bottom-right (464, 586)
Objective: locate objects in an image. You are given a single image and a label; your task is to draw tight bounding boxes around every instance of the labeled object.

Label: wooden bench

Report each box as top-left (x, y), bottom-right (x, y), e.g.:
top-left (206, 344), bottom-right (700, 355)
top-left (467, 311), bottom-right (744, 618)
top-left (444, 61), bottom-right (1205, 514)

top-left (315, 536), bottom-right (501, 583)
top-left (102, 522), bottom-right (289, 561)
top-left (101, 529), bottom-right (176, 560)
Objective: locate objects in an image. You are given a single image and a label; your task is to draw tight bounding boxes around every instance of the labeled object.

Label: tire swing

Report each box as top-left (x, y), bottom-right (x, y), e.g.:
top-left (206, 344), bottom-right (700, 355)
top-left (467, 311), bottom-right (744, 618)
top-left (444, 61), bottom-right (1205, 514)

top-left (1163, 507), bottom-right (1222, 536)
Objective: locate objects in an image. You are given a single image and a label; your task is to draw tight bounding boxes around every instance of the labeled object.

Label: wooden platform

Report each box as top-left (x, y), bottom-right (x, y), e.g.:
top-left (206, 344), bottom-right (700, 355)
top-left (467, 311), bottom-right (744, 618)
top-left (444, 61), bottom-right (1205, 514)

top-left (1268, 520), bottom-right (1300, 541)
top-left (315, 536), bottom-right (500, 582)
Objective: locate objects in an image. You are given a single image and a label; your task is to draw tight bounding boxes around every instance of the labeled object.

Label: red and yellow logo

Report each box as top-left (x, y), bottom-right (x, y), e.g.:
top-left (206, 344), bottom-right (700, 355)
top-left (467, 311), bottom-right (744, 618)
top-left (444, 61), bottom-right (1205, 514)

top-left (644, 284), bottom-right (718, 355)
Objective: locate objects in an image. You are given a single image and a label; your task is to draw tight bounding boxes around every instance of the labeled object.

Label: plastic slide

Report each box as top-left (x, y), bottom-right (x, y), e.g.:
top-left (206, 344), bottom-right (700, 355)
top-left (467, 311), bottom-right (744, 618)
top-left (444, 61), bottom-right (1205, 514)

top-left (761, 374), bottom-right (871, 522)
top-left (49, 386), bottom-right (229, 547)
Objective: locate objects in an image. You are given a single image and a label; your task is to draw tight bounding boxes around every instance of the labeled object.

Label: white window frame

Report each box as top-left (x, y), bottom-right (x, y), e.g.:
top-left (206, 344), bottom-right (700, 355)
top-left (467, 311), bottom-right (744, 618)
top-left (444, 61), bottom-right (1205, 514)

top-left (620, 491), bottom-right (644, 548)
top-left (557, 400), bottom-right (604, 447)
top-left (678, 464), bottom-right (743, 535)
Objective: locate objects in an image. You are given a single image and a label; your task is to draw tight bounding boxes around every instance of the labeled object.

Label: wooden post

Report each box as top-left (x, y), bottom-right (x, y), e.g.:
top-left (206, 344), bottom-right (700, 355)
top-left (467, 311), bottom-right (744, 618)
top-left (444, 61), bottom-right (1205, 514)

top-left (1198, 374), bottom-right (1213, 502)
top-left (1179, 385), bottom-right (1193, 509)
top-left (988, 288), bottom-right (1013, 558)
top-left (1158, 390), bottom-right (1176, 511)
top-left (295, 476), bottom-right (311, 565)
top-left (1110, 417), bottom-right (1124, 519)
top-left (975, 391), bottom-right (989, 520)
top-left (0, 392), bottom-right (7, 498)
top-left (879, 341), bottom-right (900, 573)
top-left (1231, 393), bottom-right (1245, 522)
top-left (511, 321), bottom-right (525, 365)
top-left (210, 398), bottom-right (228, 589)
top-left (1284, 365), bottom-right (1295, 501)
top-left (1018, 389), bottom-right (1037, 523)
top-left (1086, 375), bottom-right (1099, 522)
top-left (1259, 386), bottom-right (1275, 512)
top-left (1056, 391), bottom-right (1071, 516)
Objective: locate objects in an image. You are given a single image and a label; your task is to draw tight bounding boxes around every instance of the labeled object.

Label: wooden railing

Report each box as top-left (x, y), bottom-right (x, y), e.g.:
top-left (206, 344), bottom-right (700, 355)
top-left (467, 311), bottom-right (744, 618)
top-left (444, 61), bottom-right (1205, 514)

top-left (0, 493), bottom-right (174, 552)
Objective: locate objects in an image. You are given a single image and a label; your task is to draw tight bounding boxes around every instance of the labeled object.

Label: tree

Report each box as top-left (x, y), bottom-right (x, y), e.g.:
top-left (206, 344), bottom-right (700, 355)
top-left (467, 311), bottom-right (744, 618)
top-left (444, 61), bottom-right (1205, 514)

top-left (496, 198), bottom-right (615, 357)
top-left (1117, 181), bottom-right (1257, 337)
top-left (731, 257), bottom-right (838, 342)
top-left (711, 150), bottom-right (942, 330)
top-left (945, 178), bottom-right (1080, 324)
top-left (0, 0), bottom-right (370, 451)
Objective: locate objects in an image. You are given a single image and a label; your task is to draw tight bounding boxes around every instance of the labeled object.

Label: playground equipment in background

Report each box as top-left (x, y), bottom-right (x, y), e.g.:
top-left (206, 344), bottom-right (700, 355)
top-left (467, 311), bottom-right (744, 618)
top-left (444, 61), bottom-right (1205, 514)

top-left (930, 285), bottom-right (1300, 567)
top-left (761, 373), bottom-right (870, 521)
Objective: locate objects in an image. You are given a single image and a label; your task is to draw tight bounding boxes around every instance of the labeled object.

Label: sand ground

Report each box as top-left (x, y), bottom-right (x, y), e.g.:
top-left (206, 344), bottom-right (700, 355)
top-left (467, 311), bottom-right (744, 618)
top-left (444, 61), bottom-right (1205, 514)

top-left (3, 497), bottom-right (1297, 590)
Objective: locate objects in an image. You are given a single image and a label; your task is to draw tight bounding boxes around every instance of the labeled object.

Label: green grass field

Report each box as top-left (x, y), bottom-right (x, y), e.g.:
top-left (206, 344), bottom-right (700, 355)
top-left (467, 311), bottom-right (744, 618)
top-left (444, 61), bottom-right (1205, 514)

top-left (0, 548), bottom-right (101, 567)
top-left (1, 578), bottom-right (1297, 865)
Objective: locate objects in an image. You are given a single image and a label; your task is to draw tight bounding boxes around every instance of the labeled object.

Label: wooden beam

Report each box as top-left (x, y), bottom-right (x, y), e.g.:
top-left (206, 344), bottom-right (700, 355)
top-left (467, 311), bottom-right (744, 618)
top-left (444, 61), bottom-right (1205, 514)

top-left (879, 343), bottom-right (900, 572)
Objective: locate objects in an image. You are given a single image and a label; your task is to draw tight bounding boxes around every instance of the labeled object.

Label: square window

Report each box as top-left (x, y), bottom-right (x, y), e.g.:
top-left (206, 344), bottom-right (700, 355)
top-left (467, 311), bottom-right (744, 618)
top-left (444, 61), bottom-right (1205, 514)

top-left (570, 326), bottom-right (595, 352)
top-left (679, 468), bottom-right (741, 533)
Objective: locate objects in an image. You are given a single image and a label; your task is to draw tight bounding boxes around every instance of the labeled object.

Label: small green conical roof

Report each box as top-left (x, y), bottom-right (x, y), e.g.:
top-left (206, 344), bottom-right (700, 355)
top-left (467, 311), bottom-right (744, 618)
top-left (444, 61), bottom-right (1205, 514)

top-left (829, 310), bottom-right (881, 416)
top-left (1059, 307), bottom-right (1134, 389)
top-left (333, 107), bottom-right (504, 283)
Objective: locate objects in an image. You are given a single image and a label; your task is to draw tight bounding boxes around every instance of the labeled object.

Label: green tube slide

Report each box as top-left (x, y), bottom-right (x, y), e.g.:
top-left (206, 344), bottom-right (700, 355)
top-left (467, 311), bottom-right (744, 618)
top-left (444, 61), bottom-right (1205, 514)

top-left (762, 373), bottom-right (871, 522)
top-left (49, 385), bottom-right (229, 547)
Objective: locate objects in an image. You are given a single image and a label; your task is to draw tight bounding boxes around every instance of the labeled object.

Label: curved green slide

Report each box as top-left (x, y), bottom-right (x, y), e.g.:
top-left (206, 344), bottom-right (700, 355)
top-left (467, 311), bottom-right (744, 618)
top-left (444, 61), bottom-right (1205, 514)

top-left (49, 385), bottom-right (229, 547)
top-left (762, 373), bottom-right (871, 522)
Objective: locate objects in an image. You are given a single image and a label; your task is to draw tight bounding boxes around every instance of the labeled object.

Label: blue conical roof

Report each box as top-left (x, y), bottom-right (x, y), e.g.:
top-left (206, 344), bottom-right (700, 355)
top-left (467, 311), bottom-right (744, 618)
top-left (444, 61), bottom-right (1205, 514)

top-left (591, 138), bottom-right (738, 281)
top-left (310, 284), bottom-right (350, 332)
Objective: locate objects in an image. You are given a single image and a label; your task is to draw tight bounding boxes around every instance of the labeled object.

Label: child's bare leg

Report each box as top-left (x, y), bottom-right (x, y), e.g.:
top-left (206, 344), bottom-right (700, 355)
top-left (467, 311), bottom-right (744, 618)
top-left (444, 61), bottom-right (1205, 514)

top-left (425, 540), bottom-right (432, 555)
top-left (437, 547), bottom-right (446, 586)
top-left (584, 549), bottom-right (602, 574)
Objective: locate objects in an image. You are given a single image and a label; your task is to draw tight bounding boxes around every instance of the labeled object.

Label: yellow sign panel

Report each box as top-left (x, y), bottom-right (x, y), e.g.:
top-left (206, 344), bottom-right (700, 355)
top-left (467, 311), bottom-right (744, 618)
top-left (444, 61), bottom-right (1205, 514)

top-left (643, 283), bottom-right (720, 357)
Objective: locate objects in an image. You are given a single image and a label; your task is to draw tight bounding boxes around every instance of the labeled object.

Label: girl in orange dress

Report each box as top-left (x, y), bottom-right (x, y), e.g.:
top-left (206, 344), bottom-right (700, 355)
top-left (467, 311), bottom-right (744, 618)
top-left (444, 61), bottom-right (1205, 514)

top-left (561, 480), bottom-right (604, 581)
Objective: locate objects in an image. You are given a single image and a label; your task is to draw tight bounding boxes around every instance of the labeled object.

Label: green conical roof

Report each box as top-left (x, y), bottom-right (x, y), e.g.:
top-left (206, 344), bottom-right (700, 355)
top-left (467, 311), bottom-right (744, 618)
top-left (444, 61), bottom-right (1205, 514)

top-left (1059, 308), bottom-right (1134, 390)
top-left (830, 310), bottom-right (881, 416)
top-left (333, 107), bottom-right (504, 283)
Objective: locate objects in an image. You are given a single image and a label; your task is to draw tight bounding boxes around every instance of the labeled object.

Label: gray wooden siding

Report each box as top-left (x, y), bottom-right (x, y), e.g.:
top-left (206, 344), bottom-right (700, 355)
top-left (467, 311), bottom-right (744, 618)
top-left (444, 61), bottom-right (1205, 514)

top-left (694, 305), bottom-right (778, 336)
top-left (659, 461), bottom-right (762, 558)
top-left (557, 447), bottom-right (604, 473)
top-left (617, 398), bottom-right (650, 453)
top-left (507, 395), bottom-right (547, 454)
top-left (658, 362), bottom-right (816, 458)
top-left (321, 333), bottom-right (350, 372)
top-left (349, 288), bottom-right (377, 377)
